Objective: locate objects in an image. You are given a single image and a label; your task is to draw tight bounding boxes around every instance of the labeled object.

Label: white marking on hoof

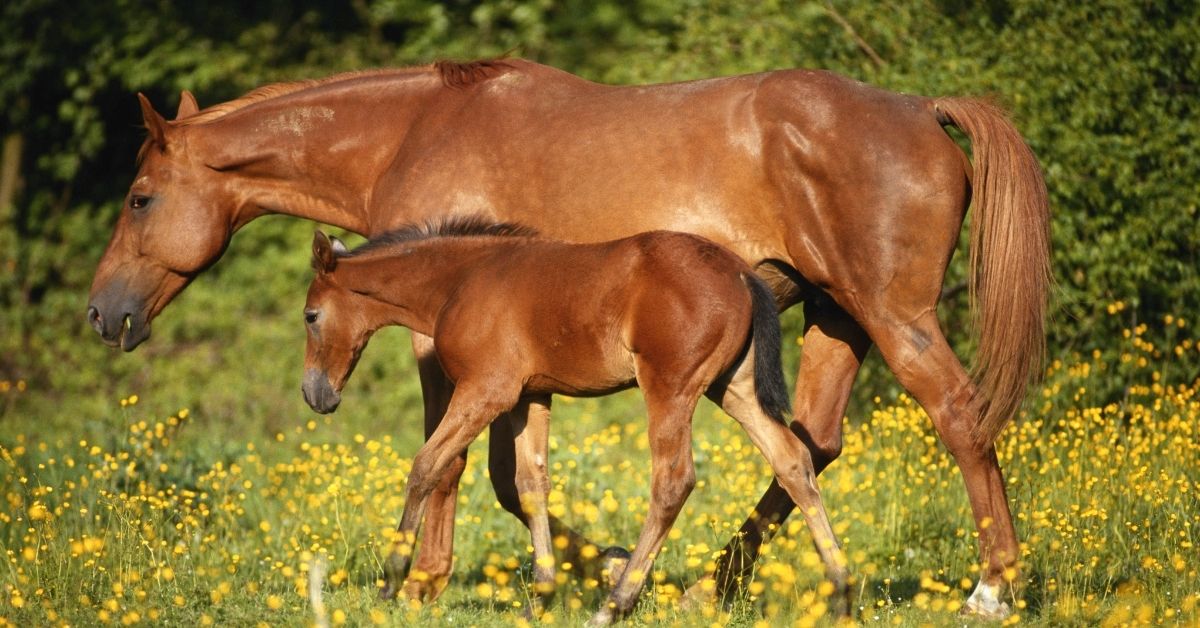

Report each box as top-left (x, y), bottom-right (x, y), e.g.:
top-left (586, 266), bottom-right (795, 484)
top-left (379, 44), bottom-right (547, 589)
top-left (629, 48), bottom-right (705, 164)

top-left (585, 607), bottom-right (615, 627)
top-left (964, 580), bottom-right (1012, 620)
top-left (680, 576), bottom-right (717, 612)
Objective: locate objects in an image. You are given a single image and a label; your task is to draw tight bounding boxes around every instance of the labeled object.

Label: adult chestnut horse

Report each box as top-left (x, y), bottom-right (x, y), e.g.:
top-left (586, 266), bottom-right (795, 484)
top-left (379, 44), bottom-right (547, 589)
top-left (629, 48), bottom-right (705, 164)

top-left (88, 59), bottom-right (1049, 618)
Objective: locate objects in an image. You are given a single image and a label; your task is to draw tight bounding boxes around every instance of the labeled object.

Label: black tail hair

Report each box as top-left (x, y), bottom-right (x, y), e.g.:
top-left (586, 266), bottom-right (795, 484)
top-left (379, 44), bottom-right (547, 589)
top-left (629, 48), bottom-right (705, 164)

top-left (744, 273), bottom-right (791, 424)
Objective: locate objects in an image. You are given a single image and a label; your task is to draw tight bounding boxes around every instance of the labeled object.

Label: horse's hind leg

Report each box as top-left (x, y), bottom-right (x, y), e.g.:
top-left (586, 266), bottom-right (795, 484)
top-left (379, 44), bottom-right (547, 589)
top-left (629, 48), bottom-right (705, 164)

top-left (867, 312), bottom-right (1019, 619)
top-left (587, 392), bottom-right (698, 627)
top-left (709, 342), bottom-right (852, 617)
top-left (508, 395), bottom-right (557, 614)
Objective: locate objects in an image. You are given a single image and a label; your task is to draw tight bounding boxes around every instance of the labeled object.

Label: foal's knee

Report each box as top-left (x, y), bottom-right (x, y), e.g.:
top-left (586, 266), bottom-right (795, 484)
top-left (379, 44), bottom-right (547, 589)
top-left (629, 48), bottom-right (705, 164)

top-left (408, 450), bottom-right (450, 500)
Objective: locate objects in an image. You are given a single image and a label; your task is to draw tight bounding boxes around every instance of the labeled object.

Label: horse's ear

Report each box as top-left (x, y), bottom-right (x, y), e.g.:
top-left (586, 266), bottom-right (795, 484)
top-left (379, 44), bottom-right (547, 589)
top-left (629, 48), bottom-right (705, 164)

top-left (312, 231), bottom-right (338, 274)
top-left (329, 236), bottom-right (349, 256)
top-left (137, 93), bottom-right (169, 147)
top-left (175, 90), bottom-right (199, 119)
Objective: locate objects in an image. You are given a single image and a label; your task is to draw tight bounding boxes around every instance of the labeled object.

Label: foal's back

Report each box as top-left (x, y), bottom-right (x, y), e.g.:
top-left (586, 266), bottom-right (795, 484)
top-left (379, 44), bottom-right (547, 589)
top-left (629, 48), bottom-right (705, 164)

top-left (431, 231), bottom-right (756, 397)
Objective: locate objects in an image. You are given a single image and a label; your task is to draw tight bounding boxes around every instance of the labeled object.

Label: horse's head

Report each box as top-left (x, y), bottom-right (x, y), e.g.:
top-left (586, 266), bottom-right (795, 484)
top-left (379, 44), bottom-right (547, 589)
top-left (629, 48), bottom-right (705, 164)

top-left (87, 92), bottom-right (243, 351)
top-left (301, 231), bottom-right (367, 414)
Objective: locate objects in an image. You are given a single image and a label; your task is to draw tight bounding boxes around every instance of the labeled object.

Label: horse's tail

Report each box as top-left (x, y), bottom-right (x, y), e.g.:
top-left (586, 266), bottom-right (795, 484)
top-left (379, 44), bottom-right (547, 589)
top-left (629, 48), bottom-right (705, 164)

top-left (932, 97), bottom-right (1051, 445)
top-left (743, 273), bottom-right (791, 425)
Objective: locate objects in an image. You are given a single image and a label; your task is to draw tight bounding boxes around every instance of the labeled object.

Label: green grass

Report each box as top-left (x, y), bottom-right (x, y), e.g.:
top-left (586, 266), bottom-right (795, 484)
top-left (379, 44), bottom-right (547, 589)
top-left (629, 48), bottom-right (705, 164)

top-left (1, 219), bottom-right (1197, 625)
top-left (2, 329), bottom-right (1198, 626)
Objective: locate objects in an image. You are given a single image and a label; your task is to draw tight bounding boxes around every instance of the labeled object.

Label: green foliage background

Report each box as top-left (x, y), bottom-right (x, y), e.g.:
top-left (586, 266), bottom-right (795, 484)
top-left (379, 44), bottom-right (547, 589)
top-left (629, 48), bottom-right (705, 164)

top-left (2, 0), bottom-right (1198, 445)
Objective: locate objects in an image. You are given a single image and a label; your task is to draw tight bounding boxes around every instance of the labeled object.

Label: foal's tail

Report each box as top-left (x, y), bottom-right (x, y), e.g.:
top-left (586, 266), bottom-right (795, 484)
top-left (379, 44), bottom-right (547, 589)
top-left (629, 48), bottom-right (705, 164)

top-left (932, 97), bottom-right (1052, 445)
top-left (744, 273), bottom-right (791, 425)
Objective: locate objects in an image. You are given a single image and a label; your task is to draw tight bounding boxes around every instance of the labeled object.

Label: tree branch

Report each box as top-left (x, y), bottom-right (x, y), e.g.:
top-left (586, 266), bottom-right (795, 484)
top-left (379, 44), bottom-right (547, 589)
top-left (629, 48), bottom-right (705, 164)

top-left (824, 2), bottom-right (886, 68)
top-left (0, 133), bottom-right (22, 217)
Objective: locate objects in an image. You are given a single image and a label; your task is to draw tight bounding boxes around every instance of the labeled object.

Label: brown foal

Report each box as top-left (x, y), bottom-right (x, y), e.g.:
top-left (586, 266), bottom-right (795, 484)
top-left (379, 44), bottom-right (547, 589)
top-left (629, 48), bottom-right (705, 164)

top-left (299, 221), bottom-right (850, 624)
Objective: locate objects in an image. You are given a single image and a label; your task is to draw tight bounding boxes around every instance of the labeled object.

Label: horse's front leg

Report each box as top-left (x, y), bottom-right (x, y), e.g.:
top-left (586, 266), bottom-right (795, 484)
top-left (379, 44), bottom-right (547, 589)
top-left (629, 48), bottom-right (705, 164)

top-left (388, 332), bottom-right (460, 603)
top-left (508, 395), bottom-right (557, 615)
top-left (489, 403), bottom-right (629, 592)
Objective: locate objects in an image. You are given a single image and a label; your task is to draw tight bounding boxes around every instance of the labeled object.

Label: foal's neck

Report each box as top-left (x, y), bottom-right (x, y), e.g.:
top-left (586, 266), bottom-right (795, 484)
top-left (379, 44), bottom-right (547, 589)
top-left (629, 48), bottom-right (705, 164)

top-left (336, 237), bottom-right (517, 336)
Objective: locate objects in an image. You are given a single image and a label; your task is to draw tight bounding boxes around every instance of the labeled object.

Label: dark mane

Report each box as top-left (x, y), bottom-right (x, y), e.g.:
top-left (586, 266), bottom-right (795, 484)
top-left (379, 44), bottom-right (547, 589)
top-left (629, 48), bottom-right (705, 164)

top-left (347, 215), bottom-right (538, 257)
top-left (435, 59), bottom-right (514, 88)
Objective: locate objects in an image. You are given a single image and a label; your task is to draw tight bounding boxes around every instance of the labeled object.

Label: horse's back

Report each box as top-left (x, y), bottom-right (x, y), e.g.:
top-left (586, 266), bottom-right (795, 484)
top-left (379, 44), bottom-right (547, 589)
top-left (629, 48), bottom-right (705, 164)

top-left (389, 61), bottom-right (974, 329)
top-left (397, 63), bottom-right (969, 265)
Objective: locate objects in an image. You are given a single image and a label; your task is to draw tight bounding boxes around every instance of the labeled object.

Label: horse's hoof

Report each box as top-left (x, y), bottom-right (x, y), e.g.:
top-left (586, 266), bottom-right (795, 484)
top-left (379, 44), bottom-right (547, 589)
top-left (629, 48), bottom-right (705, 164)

top-left (379, 581), bottom-right (399, 601)
top-left (680, 575), bottom-right (718, 611)
top-left (598, 546), bottom-right (631, 589)
top-left (962, 581), bottom-right (1012, 620)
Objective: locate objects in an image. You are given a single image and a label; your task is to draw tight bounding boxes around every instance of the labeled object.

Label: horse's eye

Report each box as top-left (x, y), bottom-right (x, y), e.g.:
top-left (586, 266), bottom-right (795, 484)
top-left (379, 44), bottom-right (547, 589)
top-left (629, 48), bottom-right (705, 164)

top-left (129, 195), bottom-right (151, 210)
top-left (305, 311), bottom-right (319, 325)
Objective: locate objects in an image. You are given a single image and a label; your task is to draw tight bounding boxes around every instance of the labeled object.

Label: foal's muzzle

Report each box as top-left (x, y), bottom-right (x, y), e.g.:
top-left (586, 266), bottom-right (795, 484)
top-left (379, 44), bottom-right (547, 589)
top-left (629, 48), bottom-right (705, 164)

top-left (302, 368), bottom-right (341, 414)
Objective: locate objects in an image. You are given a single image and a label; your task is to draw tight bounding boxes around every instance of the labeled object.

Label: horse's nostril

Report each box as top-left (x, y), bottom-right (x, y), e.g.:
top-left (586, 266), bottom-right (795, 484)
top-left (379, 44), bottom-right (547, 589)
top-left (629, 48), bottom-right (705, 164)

top-left (87, 306), bottom-right (104, 332)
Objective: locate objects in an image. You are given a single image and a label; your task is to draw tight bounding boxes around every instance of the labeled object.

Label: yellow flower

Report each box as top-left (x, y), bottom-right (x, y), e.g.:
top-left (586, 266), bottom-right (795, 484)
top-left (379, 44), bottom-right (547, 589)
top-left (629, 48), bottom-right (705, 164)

top-left (27, 502), bottom-right (49, 521)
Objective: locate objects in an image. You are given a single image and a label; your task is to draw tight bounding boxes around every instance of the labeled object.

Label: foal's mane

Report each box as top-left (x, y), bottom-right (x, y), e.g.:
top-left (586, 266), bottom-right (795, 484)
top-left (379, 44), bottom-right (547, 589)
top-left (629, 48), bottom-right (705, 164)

top-left (346, 215), bottom-right (539, 258)
top-left (176, 59), bottom-right (513, 127)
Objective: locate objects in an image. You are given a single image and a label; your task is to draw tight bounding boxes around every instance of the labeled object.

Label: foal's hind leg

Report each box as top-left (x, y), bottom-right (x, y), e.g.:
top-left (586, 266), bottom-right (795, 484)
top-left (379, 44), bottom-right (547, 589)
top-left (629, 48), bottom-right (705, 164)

top-left (587, 392), bottom-right (698, 627)
top-left (709, 344), bottom-right (852, 617)
top-left (696, 306), bottom-right (870, 603)
top-left (867, 313), bottom-right (1020, 619)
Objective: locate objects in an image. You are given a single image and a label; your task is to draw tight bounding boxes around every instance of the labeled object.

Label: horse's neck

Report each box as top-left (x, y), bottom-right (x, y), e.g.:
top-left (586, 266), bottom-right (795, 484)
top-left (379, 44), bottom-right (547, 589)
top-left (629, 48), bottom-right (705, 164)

top-left (192, 74), bottom-right (442, 235)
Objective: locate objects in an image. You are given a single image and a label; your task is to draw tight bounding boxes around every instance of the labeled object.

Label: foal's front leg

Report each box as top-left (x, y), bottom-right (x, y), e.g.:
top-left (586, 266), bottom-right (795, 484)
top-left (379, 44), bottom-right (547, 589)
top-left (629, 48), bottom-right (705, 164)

top-left (393, 332), bottom-right (460, 603)
top-left (382, 382), bottom-right (519, 600)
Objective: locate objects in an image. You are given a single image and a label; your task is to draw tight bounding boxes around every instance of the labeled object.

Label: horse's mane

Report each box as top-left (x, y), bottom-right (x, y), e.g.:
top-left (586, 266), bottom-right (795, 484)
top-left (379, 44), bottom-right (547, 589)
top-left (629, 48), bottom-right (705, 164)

top-left (346, 215), bottom-right (539, 258)
top-left (176, 59), bottom-right (514, 127)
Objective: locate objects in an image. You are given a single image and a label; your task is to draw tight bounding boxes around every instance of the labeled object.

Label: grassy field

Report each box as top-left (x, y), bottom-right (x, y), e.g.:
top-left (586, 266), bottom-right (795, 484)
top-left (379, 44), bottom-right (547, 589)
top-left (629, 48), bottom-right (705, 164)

top-left (1, 318), bottom-right (1198, 626)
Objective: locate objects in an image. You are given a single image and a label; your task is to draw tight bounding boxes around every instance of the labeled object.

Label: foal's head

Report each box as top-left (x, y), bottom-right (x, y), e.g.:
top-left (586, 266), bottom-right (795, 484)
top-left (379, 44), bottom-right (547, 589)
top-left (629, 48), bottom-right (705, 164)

top-left (300, 231), bottom-right (371, 414)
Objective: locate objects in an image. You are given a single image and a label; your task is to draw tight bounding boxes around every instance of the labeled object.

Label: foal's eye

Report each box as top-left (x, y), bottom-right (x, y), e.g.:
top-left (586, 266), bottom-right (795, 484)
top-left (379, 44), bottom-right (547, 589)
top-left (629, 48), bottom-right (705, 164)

top-left (304, 311), bottom-right (319, 325)
top-left (129, 195), bottom-right (151, 210)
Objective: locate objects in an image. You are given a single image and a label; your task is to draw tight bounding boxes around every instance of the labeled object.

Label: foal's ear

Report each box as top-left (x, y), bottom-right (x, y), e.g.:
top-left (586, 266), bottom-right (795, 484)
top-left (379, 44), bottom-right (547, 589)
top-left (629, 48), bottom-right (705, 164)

top-left (175, 90), bottom-right (200, 120)
top-left (137, 93), bottom-right (169, 148)
top-left (312, 231), bottom-right (338, 274)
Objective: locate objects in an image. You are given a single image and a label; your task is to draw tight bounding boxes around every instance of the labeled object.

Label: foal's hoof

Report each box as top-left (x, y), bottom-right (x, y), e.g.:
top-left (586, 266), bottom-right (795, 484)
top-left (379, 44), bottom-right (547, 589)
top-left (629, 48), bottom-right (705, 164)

top-left (598, 546), bottom-right (631, 589)
top-left (962, 581), bottom-right (1013, 620)
top-left (680, 575), bottom-right (718, 611)
top-left (584, 606), bottom-right (617, 628)
top-left (400, 576), bottom-right (449, 605)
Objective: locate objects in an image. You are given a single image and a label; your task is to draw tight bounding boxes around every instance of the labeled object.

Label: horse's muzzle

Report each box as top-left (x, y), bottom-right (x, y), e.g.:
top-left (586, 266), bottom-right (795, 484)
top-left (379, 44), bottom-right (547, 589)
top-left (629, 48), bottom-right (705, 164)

top-left (302, 368), bottom-right (341, 414)
top-left (86, 302), bottom-right (151, 352)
